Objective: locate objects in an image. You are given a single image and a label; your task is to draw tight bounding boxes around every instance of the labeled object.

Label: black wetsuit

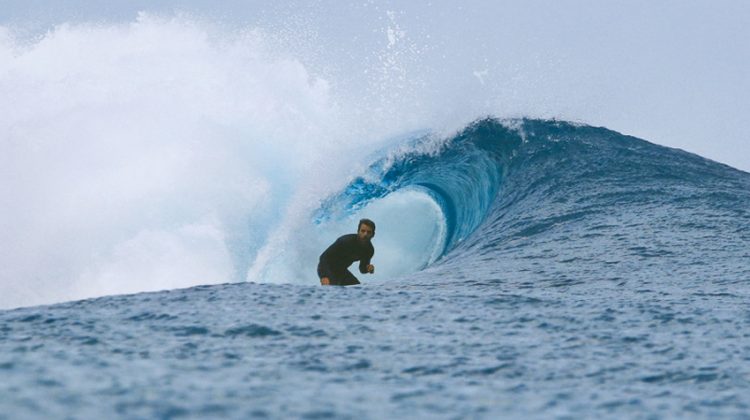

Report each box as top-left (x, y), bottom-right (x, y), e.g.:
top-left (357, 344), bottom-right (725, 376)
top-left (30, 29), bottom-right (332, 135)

top-left (317, 234), bottom-right (374, 286)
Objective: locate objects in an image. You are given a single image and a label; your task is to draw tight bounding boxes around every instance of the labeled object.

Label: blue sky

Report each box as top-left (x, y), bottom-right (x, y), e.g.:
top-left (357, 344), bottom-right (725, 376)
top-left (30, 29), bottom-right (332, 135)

top-left (2, 0), bottom-right (749, 171)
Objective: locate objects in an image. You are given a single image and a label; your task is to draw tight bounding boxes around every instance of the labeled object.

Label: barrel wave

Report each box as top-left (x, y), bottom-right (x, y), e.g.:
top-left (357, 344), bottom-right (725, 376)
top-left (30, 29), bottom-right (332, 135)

top-left (3, 117), bottom-right (750, 418)
top-left (319, 117), bottom-right (750, 286)
top-left (4, 8), bottom-right (750, 417)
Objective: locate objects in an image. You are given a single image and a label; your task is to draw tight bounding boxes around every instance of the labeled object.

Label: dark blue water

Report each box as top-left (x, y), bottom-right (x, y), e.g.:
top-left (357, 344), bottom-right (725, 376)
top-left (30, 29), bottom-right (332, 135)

top-left (2, 119), bottom-right (749, 418)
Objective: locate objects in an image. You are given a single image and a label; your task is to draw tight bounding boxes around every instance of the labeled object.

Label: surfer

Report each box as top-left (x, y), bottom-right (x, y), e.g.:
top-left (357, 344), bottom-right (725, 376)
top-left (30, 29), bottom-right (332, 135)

top-left (317, 219), bottom-right (376, 286)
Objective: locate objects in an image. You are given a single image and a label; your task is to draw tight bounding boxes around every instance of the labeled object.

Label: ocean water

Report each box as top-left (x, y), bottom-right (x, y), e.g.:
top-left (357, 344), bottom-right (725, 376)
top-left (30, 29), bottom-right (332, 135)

top-left (2, 118), bottom-right (750, 418)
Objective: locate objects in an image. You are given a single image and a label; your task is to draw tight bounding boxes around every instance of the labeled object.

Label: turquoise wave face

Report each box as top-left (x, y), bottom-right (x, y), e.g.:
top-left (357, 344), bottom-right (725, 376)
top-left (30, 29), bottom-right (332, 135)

top-left (317, 118), bottom-right (750, 283)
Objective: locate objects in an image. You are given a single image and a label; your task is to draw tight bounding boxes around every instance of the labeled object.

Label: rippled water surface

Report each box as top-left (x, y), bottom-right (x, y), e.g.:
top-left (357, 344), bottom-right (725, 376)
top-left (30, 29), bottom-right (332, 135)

top-left (2, 276), bottom-right (749, 419)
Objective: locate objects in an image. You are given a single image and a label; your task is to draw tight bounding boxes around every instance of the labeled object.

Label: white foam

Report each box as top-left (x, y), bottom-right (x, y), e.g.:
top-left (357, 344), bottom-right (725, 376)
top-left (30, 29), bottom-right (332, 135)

top-left (0, 14), bottom-right (462, 309)
top-left (0, 16), bottom-right (330, 308)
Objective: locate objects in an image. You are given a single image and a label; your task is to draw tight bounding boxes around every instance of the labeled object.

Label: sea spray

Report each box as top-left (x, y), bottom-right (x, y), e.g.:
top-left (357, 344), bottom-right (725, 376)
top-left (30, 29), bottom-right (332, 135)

top-left (0, 15), bottom-right (349, 308)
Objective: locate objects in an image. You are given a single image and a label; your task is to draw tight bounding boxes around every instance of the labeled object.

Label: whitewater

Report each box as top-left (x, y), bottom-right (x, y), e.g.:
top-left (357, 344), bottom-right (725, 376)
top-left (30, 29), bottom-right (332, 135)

top-left (2, 12), bottom-right (750, 419)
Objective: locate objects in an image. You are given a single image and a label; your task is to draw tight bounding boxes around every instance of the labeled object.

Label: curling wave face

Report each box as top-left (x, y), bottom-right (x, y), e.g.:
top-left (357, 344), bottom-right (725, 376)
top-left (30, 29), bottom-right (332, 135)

top-left (318, 118), bottom-right (750, 288)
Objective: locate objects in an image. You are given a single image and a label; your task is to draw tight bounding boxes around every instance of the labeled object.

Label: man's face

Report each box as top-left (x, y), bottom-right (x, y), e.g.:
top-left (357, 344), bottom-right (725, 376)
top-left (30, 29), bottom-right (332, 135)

top-left (357, 224), bottom-right (374, 242)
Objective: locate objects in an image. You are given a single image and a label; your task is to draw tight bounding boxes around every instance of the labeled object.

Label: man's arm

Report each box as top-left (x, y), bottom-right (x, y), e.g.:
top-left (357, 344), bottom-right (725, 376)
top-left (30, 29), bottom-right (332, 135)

top-left (319, 235), bottom-right (352, 285)
top-left (319, 260), bottom-right (333, 279)
top-left (358, 247), bottom-right (375, 274)
top-left (319, 260), bottom-right (334, 285)
top-left (319, 236), bottom-right (346, 277)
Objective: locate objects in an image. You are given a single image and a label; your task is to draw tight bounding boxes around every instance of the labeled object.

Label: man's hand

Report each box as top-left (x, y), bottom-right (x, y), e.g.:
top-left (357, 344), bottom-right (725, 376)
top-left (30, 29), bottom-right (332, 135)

top-left (367, 264), bottom-right (375, 274)
top-left (320, 277), bottom-right (330, 286)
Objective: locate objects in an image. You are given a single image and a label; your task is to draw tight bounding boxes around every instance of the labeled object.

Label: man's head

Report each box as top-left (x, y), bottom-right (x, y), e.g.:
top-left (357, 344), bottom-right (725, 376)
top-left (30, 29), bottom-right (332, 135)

top-left (357, 218), bottom-right (376, 243)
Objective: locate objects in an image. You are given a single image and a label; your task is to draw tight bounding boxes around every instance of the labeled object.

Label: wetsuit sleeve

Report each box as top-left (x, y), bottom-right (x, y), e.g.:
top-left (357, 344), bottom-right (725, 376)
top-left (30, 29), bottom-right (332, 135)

top-left (318, 236), bottom-right (345, 278)
top-left (358, 246), bottom-right (374, 274)
top-left (318, 260), bottom-right (333, 279)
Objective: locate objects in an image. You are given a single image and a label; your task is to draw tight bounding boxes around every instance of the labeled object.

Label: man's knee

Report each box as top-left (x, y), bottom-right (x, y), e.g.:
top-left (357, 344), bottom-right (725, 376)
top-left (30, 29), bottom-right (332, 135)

top-left (340, 272), bottom-right (360, 286)
top-left (327, 275), bottom-right (360, 286)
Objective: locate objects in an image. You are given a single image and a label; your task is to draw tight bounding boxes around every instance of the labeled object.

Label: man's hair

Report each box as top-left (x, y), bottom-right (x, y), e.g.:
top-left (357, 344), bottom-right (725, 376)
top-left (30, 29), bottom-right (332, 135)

top-left (358, 218), bottom-right (376, 232)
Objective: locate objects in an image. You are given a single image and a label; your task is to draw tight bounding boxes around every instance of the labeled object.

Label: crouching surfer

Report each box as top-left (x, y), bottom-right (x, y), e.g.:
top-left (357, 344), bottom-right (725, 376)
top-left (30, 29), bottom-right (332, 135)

top-left (317, 219), bottom-right (376, 286)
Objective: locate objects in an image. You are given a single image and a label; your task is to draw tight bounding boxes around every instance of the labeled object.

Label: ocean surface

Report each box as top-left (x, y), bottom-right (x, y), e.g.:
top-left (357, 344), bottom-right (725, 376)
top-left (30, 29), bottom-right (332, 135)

top-left (2, 118), bottom-right (750, 418)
